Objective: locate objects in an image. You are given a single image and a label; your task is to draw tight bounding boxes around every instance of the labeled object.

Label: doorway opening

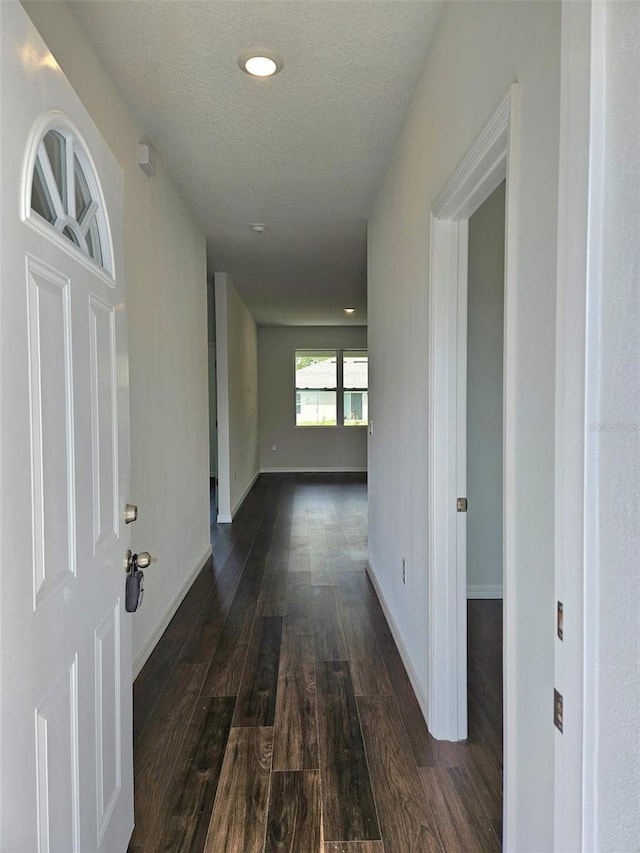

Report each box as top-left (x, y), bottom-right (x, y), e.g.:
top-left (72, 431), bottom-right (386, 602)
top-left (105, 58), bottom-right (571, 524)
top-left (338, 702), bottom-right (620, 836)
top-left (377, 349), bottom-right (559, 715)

top-left (466, 180), bottom-right (506, 838)
top-left (427, 85), bottom-right (519, 842)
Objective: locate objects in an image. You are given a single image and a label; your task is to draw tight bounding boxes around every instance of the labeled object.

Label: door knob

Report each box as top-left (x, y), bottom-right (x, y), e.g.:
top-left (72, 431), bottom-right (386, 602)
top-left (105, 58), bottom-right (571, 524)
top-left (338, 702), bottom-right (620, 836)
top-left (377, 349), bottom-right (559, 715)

top-left (124, 503), bottom-right (138, 524)
top-left (123, 550), bottom-right (157, 572)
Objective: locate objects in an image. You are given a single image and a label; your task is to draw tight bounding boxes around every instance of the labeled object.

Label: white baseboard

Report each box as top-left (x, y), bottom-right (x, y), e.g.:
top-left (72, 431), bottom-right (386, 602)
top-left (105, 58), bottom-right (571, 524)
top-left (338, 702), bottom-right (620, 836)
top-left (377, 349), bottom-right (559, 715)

top-left (260, 466), bottom-right (367, 474)
top-left (133, 544), bottom-right (212, 679)
top-left (216, 470), bottom-right (260, 523)
top-left (467, 584), bottom-right (503, 599)
top-left (366, 558), bottom-right (430, 728)
top-left (231, 470), bottom-right (260, 517)
top-left (217, 467), bottom-right (367, 523)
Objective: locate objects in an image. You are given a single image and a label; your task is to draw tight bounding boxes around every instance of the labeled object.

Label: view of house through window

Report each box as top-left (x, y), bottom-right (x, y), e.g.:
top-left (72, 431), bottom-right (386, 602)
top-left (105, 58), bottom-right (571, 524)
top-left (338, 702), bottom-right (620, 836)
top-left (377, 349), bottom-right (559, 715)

top-left (295, 349), bottom-right (368, 427)
top-left (295, 350), bottom-right (337, 426)
top-left (343, 350), bottom-right (368, 426)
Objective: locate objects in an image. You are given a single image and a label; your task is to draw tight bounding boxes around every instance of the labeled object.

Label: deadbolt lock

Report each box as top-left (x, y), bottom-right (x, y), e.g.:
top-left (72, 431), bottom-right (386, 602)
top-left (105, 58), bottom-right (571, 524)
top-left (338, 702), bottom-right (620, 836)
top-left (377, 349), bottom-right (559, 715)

top-left (124, 503), bottom-right (138, 524)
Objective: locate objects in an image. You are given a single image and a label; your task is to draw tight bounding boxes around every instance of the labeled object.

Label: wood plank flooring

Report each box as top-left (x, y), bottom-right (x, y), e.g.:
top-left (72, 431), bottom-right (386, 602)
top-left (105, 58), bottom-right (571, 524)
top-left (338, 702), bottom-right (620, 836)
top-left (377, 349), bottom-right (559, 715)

top-left (129, 473), bottom-right (502, 852)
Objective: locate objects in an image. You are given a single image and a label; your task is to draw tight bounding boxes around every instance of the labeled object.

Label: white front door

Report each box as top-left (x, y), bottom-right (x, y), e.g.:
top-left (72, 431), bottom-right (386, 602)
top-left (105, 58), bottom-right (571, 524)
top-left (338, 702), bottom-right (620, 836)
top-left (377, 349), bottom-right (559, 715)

top-left (1, 5), bottom-right (133, 851)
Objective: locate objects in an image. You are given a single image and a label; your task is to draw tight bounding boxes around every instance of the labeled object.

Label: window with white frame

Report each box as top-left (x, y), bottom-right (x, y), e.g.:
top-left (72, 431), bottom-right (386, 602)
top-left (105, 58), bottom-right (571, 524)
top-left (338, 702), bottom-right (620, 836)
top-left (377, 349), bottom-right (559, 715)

top-left (342, 350), bottom-right (368, 426)
top-left (294, 349), bottom-right (368, 427)
top-left (294, 350), bottom-right (337, 426)
top-left (29, 126), bottom-right (112, 273)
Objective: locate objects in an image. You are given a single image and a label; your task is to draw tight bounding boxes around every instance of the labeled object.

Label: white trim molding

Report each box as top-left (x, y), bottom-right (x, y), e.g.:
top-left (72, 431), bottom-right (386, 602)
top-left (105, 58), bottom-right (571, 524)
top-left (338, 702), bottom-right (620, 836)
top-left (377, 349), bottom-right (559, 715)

top-left (217, 469), bottom-right (260, 523)
top-left (427, 82), bottom-right (520, 834)
top-left (554, 2), bottom-right (607, 849)
top-left (467, 585), bottom-right (503, 600)
top-left (133, 545), bottom-right (212, 678)
top-left (366, 559), bottom-right (430, 724)
top-left (231, 470), bottom-right (260, 517)
top-left (431, 92), bottom-right (511, 222)
top-left (260, 466), bottom-right (367, 475)
top-left (428, 83), bottom-right (519, 736)
top-left (216, 468), bottom-right (368, 524)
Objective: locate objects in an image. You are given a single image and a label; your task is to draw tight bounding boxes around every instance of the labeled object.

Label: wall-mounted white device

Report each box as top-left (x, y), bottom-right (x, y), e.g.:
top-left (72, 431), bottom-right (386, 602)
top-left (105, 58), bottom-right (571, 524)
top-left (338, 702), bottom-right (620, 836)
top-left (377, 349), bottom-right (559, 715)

top-left (137, 142), bottom-right (157, 177)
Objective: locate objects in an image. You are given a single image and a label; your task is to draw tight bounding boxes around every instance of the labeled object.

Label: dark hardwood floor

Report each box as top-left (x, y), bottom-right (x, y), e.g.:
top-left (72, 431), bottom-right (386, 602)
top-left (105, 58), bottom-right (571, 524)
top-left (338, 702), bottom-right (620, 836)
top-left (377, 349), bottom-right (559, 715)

top-left (129, 474), bottom-right (503, 852)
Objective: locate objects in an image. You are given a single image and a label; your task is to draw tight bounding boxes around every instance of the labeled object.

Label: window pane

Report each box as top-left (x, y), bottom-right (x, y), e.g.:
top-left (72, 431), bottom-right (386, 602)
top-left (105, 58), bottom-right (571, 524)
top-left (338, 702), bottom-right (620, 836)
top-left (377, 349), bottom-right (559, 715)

top-left (31, 160), bottom-right (56, 224)
top-left (343, 351), bottom-right (368, 389)
top-left (344, 390), bottom-right (368, 426)
top-left (63, 224), bottom-right (81, 247)
top-left (296, 390), bottom-right (337, 426)
top-left (74, 154), bottom-right (93, 223)
top-left (43, 130), bottom-right (67, 211)
top-left (86, 218), bottom-right (103, 266)
top-left (295, 351), bottom-right (337, 389)
top-left (28, 126), bottom-right (112, 274)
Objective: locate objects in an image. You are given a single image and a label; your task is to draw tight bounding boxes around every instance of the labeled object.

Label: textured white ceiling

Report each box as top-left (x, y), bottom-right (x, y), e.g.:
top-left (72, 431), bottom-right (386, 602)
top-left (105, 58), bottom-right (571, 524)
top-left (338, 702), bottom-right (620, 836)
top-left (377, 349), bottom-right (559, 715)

top-left (68, 0), bottom-right (443, 325)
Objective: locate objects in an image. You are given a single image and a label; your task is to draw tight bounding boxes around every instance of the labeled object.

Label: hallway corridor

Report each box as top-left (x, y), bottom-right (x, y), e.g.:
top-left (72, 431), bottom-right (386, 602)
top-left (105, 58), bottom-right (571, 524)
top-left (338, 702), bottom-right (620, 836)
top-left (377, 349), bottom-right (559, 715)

top-left (129, 474), bottom-right (502, 852)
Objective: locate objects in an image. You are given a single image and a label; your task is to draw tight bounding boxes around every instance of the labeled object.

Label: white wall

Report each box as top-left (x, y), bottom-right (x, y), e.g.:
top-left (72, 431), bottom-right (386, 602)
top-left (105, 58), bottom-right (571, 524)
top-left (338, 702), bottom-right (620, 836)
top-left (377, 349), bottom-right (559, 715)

top-left (258, 325), bottom-right (368, 472)
top-left (467, 182), bottom-right (505, 597)
top-left (207, 276), bottom-right (217, 478)
top-left (367, 2), bottom-right (560, 849)
top-left (23, 1), bottom-right (211, 674)
top-left (590, 2), bottom-right (640, 846)
top-left (215, 274), bottom-right (259, 521)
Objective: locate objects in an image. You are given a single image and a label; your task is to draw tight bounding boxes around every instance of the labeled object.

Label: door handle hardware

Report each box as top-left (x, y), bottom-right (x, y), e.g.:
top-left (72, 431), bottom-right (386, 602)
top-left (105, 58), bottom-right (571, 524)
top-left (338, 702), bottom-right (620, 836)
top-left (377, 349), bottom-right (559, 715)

top-left (123, 550), bottom-right (157, 572)
top-left (124, 551), bottom-right (156, 613)
top-left (135, 552), bottom-right (157, 569)
top-left (124, 503), bottom-right (138, 524)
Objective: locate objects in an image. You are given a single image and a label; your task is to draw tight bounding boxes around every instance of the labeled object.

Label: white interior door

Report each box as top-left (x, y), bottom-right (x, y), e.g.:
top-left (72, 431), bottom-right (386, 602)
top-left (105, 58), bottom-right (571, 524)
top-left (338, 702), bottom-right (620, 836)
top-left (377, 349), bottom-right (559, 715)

top-left (1, 5), bottom-right (133, 851)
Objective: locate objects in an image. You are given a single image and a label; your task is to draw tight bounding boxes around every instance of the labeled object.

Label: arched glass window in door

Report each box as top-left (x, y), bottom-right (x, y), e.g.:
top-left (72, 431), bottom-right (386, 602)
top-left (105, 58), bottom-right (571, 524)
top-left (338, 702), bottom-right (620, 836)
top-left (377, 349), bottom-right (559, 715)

top-left (29, 126), bottom-right (112, 274)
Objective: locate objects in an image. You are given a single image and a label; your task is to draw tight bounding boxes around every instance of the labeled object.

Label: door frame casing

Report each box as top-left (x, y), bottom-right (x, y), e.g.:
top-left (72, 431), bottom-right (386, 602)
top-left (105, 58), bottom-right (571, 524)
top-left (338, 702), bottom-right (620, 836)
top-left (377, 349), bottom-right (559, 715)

top-left (426, 79), bottom-right (520, 813)
top-left (554, 2), bottom-right (607, 848)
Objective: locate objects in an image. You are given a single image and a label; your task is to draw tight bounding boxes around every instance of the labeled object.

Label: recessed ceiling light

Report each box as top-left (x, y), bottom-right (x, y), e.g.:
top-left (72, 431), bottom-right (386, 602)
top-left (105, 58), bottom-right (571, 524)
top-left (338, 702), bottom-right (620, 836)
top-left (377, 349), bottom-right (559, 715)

top-left (343, 307), bottom-right (355, 314)
top-left (238, 51), bottom-right (283, 78)
top-left (251, 223), bottom-right (267, 233)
